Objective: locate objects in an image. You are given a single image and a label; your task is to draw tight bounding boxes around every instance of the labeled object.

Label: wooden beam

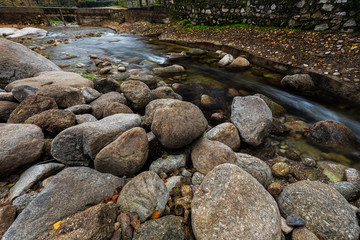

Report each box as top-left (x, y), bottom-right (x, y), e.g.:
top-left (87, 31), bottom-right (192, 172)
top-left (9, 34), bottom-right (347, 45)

top-left (59, 8), bottom-right (67, 26)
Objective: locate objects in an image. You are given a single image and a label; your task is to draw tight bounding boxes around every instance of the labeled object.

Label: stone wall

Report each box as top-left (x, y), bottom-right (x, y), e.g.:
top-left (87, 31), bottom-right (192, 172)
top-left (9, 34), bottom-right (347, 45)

top-left (169, 0), bottom-right (360, 32)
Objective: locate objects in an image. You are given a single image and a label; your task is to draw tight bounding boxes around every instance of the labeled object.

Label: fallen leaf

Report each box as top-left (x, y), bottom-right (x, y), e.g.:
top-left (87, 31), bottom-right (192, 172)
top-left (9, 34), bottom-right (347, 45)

top-left (151, 210), bottom-right (161, 219)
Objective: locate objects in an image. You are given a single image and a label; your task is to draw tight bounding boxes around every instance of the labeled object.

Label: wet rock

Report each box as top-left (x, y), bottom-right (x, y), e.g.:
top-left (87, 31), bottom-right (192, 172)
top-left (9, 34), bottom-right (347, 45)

top-left (149, 153), bottom-right (186, 174)
top-left (317, 161), bottom-right (348, 182)
top-left (99, 66), bottom-right (112, 75)
top-left (235, 153), bottom-right (272, 188)
top-left (286, 214), bottom-right (306, 227)
top-left (152, 86), bottom-right (176, 99)
top-left (51, 114), bottom-right (141, 166)
top-left (153, 65), bottom-right (185, 76)
top-left (36, 85), bottom-right (85, 108)
top-left (120, 80), bottom-right (153, 110)
top-left (226, 88), bottom-right (240, 97)
top-left (25, 109), bottom-right (76, 136)
top-left (0, 38), bottom-right (61, 88)
top-left (281, 74), bottom-right (315, 91)
top-left (192, 163), bottom-right (281, 240)
top-left (218, 54), bottom-right (234, 67)
top-left (267, 182), bottom-right (282, 195)
top-left (292, 227), bottom-right (319, 240)
top-left (280, 217), bottom-right (293, 234)
top-left (133, 215), bottom-right (185, 240)
top-left (13, 193), bottom-right (39, 214)
top-left (94, 78), bottom-right (121, 93)
top-left (90, 92), bottom-right (127, 119)
top-left (301, 157), bottom-right (316, 167)
top-left (7, 94), bottom-right (57, 123)
top-left (345, 168), bottom-right (360, 189)
top-left (143, 99), bottom-right (181, 126)
top-left (6, 27), bottom-right (47, 38)
top-left (11, 85), bottom-right (39, 102)
top-left (231, 96), bottom-right (272, 146)
top-left (278, 180), bottom-right (360, 240)
top-left (76, 114), bottom-right (97, 124)
top-left (0, 101), bottom-right (18, 122)
top-left (117, 171), bottom-right (169, 222)
top-left (81, 87), bottom-right (101, 103)
top-left (0, 124), bottom-right (44, 177)
top-left (210, 112), bottom-right (224, 122)
top-left (192, 172), bottom-right (204, 185)
top-left (226, 56), bottom-right (250, 71)
top-left (330, 181), bottom-right (360, 202)
top-left (5, 71), bottom-right (93, 92)
top-left (255, 93), bottom-right (286, 117)
top-left (2, 167), bottom-right (125, 240)
top-left (284, 120), bottom-right (309, 133)
top-left (95, 127), bottom-right (148, 177)
top-left (38, 202), bottom-right (117, 240)
top-left (127, 75), bottom-right (158, 89)
top-left (188, 48), bottom-right (205, 55)
top-left (65, 104), bottom-right (92, 114)
top-left (8, 163), bottom-right (64, 201)
top-left (272, 162), bottom-right (290, 178)
top-left (151, 100), bottom-right (208, 149)
top-left (103, 102), bottom-right (133, 117)
top-left (0, 205), bottom-right (16, 239)
top-left (200, 94), bottom-right (217, 109)
top-left (191, 137), bottom-right (237, 175)
top-left (204, 122), bottom-right (240, 151)
top-left (307, 120), bottom-right (357, 150)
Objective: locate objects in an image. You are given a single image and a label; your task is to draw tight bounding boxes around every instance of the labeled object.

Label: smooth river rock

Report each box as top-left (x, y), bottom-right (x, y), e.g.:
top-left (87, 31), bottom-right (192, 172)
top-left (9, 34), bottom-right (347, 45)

top-left (11, 85), bottom-right (39, 102)
top-left (231, 96), bottom-right (272, 146)
top-left (120, 80), bottom-right (153, 110)
top-left (0, 124), bottom-right (44, 177)
top-left (278, 180), bottom-right (360, 240)
top-left (36, 85), bottom-right (85, 108)
top-left (117, 171), bottom-right (169, 222)
top-left (204, 122), bottom-right (240, 151)
top-left (90, 91), bottom-right (128, 119)
top-left (94, 127), bottom-right (148, 177)
top-left (151, 100), bottom-right (208, 149)
top-left (143, 99), bottom-right (180, 126)
top-left (51, 114), bottom-right (142, 166)
top-left (192, 163), bottom-right (281, 240)
top-left (2, 167), bottom-right (125, 240)
top-left (0, 101), bottom-right (18, 122)
top-left (149, 153), bottom-right (187, 174)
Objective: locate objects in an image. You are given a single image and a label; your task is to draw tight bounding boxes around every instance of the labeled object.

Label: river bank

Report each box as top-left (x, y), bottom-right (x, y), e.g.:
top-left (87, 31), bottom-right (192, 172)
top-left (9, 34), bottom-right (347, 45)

top-left (108, 21), bottom-right (360, 106)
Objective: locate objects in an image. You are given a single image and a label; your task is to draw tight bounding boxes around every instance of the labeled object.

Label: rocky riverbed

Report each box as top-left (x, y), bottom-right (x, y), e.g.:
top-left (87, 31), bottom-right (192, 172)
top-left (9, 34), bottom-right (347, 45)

top-left (1, 26), bottom-right (360, 240)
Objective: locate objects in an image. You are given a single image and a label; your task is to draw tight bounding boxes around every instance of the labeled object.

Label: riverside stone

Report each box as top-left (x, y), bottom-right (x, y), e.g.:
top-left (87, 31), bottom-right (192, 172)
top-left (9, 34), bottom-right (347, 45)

top-left (152, 86), bottom-right (176, 99)
top-left (192, 163), bottom-right (281, 240)
top-left (231, 96), bottom-right (272, 146)
top-left (272, 162), bottom-right (290, 177)
top-left (81, 87), bottom-right (101, 103)
top-left (204, 122), bottom-right (240, 151)
top-left (280, 217), bottom-right (293, 234)
top-left (191, 137), bottom-right (237, 175)
top-left (226, 56), bottom-right (250, 71)
top-left (117, 171), bottom-right (169, 222)
top-left (75, 114), bottom-right (97, 124)
top-left (11, 85), bottom-right (39, 102)
top-left (103, 102), bottom-right (133, 117)
top-left (94, 78), bottom-right (121, 93)
top-left (0, 92), bottom-right (14, 102)
top-left (8, 163), bottom-right (64, 201)
top-left (90, 91), bottom-right (128, 119)
top-left (149, 153), bottom-right (187, 174)
top-left (330, 181), bottom-right (360, 202)
top-left (153, 65), bottom-right (185, 75)
top-left (286, 214), bottom-right (306, 227)
top-left (254, 93), bottom-right (286, 117)
top-left (126, 75), bottom-right (158, 89)
top-left (0, 124), bottom-right (44, 177)
top-left (7, 94), bottom-right (57, 123)
top-left (36, 85), bottom-right (85, 108)
top-left (133, 215), bottom-right (185, 240)
top-left (65, 104), bottom-right (92, 114)
top-left (281, 74), bottom-right (315, 91)
top-left (292, 227), bottom-right (320, 240)
top-left (94, 127), bottom-right (148, 177)
top-left (120, 80), bottom-right (153, 110)
top-left (218, 54), bottom-right (234, 67)
top-left (278, 180), bottom-right (360, 240)
top-left (25, 109), bottom-right (76, 136)
top-left (0, 38), bottom-right (61, 88)
top-left (51, 114), bottom-right (142, 166)
top-left (151, 100), bottom-right (208, 149)
top-left (0, 101), bottom-right (18, 122)
top-left (0, 205), bottom-right (16, 239)
top-left (143, 99), bottom-right (180, 126)
top-left (235, 153), bottom-right (272, 188)
top-left (13, 193), bottom-right (39, 214)
top-left (345, 168), bottom-right (360, 189)
top-left (1, 167), bottom-right (125, 240)
top-left (5, 71), bottom-right (93, 92)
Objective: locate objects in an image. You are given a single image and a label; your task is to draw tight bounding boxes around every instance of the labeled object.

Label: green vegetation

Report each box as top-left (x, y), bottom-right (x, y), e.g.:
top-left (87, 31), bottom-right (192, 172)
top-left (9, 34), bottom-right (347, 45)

top-left (49, 17), bottom-right (63, 24)
top-left (82, 74), bottom-right (95, 79)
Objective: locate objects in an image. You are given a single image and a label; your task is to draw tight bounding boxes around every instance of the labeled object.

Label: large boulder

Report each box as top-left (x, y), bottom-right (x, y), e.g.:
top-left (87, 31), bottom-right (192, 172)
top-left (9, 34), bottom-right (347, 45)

top-left (0, 38), bottom-right (61, 88)
top-left (103, 102), bottom-right (133, 117)
top-left (94, 127), bottom-right (148, 177)
top-left (1, 167), bottom-right (125, 240)
top-left (307, 120), bottom-right (358, 150)
top-left (152, 86), bottom-right (176, 100)
top-left (192, 163), bottom-right (281, 240)
top-left (0, 124), bottom-right (44, 177)
top-left (5, 71), bottom-right (93, 92)
top-left (191, 137), bottom-right (237, 175)
top-left (278, 180), bottom-right (360, 240)
top-left (51, 114), bottom-right (142, 166)
top-left (0, 101), bottom-right (18, 122)
top-left (7, 94), bottom-right (58, 123)
top-left (11, 85), bottom-right (39, 102)
top-left (25, 109), bottom-right (76, 136)
top-left (120, 80), bottom-right (153, 110)
top-left (6, 27), bottom-right (47, 38)
top-left (231, 96), bottom-right (272, 146)
top-left (90, 91), bottom-right (128, 119)
top-left (117, 171), bottom-right (169, 222)
top-left (226, 56), bottom-right (250, 71)
top-left (36, 85), bottom-right (85, 108)
top-left (143, 99), bottom-right (181, 126)
top-left (151, 100), bottom-right (208, 149)
top-left (204, 122), bottom-right (241, 151)
top-left (127, 75), bottom-right (158, 89)
top-left (281, 74), bottom-right (315, 91)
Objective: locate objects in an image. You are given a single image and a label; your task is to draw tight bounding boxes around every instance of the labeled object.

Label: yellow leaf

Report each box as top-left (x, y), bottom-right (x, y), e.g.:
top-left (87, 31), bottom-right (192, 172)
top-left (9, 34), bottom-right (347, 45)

top-left (151, 210), bottom-right (161, 219)
top-left (53, 220), bottom-right (64, 230)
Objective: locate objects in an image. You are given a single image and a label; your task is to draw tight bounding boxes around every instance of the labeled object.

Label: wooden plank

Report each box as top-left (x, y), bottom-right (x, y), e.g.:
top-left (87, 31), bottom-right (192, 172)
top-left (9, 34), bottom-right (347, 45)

top-left (58, 8), bottom-right (66, 26)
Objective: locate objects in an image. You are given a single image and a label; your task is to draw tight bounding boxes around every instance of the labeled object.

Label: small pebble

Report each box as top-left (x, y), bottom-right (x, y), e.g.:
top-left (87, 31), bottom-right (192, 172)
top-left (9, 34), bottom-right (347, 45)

top-left (181, 185), bottom-right (192, 197)
top-left (301, 157), bottom-right (316, 167)
top-left (192, 172), bottom-right (204, 185)
top-left (286, 214), bottom-right (306, 227)
top-left (267, 182), bottom-right (282, 195)
top-left (281, 217), bottom-right (293, 234)
top-left (182, 169), bottom-right (192, 177)
top-left (272, 162), bottom-right (290, 177)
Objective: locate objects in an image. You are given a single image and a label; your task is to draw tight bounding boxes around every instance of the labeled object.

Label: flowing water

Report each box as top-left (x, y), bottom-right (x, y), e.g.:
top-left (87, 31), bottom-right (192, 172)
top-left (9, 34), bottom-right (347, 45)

top-left (24, 26), bottom-right (360, 167)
